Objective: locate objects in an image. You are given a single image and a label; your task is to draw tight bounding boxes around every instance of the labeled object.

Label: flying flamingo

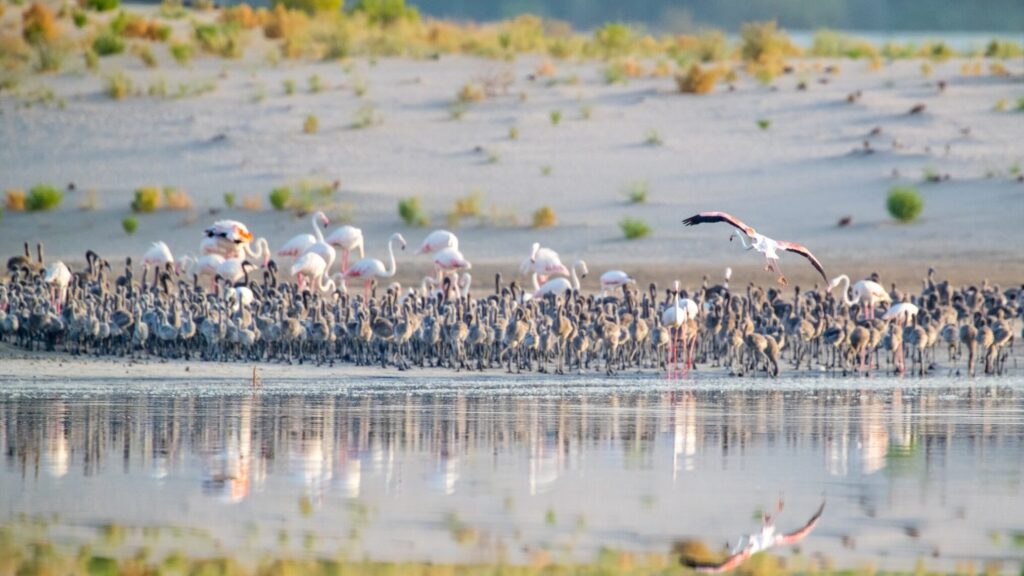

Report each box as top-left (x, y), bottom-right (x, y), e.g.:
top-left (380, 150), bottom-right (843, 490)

top-left (344, 233), bottom-right (406, 299)
top-left (290, 252), bottom-right (336, 293)
top-left (682, 500), bottom-right (825, 573)
top-left (829, 274), bottom-right (892, 319)
top-left (143, 241), bottom-right (174, 285)
top-left (325, 225), bottom-right (364, 273)
top-left (535, 260), bottom-right (587, 298)
top-left (415, 230), bottom-right (458, 255)
top-left (43, 261), bottom-right (72, 313)
top-left (521, 243), bottom-right (570, 284)
top-left (599, 270), bottom-right (634, 296)
top-left (431, 247), bottom-right (472, 282)
top-left (682, 212), bottom-right (827, 286)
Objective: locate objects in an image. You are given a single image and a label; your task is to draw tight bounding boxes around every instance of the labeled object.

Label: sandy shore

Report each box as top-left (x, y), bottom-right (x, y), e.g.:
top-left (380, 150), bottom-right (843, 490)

top-left (2, 31), bottom-right (1023, 289)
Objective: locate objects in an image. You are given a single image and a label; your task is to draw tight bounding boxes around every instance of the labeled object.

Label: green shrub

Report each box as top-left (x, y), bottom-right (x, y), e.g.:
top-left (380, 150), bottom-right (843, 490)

top-left (84, 48), bottom-right (99, 71)
top-left (887, 186), bottom-right (923, 223)
top-left (756, 119), bottom-right (771, 130)
top-left (86, 0), bottom-right (120, 11)
top-left (137, 45), bottom-right (157, 68)
top-left (26, 184), bottom-right (63, 211)
top-left (549, 110), bottom-right (562, 126)
top-left (624, 180), bottom-right (648, 203)
top-left (93, 32), bottom-right (125, 56)
top-left (269, 186), bottom-right (291, 210)
top-left (398, 196), bottom-right (427, 227)
top-left (592, 23), bottom-right (632, 57)
top-left (985, 39), bottom-right (1024, 59)
top-left (508, 126), bottom-right (519, 140)
top-left (122, 216), bottom-right (138, 234)
top-left (308, 74), bottom-right (322, 93)
top-left (72, 10), bottom-right (88, 27)
top-left (106, 72), bottom-right (132, 99)
top-left (34, 43), bottom-right (65, 73)
top-left (644, 129), bottom-right (663, 146)
top-left (283, 79), bottom-right (295, 95)
top-left (619, 217), bottom-right (651, 239)
top-left (270, 0), bottom-right (341, 14)
top-left (303, 114), bottom-right (319, 134)
top-left (194, 22), bottom-right (241, 58)
top-left (350, 0), bottom-right (420, 27)
top-left (131, 186), bottom-right (161, 212)
top-left (352, 104), bottom-right (379, 129)
top-left (532, 205), bottom-right (556, 228)
top-left (169, 42), bottom-right (192, 65)
top-left (223, 192), bottom-right (236, 208)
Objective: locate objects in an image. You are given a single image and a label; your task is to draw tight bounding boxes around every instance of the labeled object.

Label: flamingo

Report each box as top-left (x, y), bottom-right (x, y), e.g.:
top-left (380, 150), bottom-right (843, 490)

top-left (415, 230), bottom-right (458, 255)
top-left (278, 211), bottom-right (329, 258)
top-left (662, 280), bottom-right (699, 376)
top-left (176, 253), bottom-right (225, 291)
top-left (432, 247), bottom-right (472, 282)
top-left (215, 259), bottom-right (254, 287)
top-left (682, 500), bottom-right (825, 573)
top-left (881, 301), bottom-right (919, 324)
top-left (325, 225), bottom-right (364, 273)
top-left (205, 219), bottom-right (253, 243)
top-left (143, 241), bottom-right (174, 286)
top-left (829, 274), bottom-right (892, 319)
top-left (43, 261), bottom-right (72, 313)
top-left (344, 233), bottom-right (406, 299)
top-left (599, 270), bottom-right (634, 296)
top-left (290, 252), bottom-right (335, 293)
top-left (682, 212), bottom-right (827, 286)
top-left (521, 243), bottom-right (570, 284)
top-left (535, 260), bottom-right (587, 298)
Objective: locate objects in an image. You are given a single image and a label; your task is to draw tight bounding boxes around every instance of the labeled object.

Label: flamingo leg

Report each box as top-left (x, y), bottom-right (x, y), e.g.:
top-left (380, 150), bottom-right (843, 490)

top-left (341, 250), bottom-right (349, 274)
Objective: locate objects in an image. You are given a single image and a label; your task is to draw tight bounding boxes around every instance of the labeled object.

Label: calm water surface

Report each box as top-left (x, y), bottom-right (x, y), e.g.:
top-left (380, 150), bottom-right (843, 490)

top-left (2, 376), bottom-right (1023, 571)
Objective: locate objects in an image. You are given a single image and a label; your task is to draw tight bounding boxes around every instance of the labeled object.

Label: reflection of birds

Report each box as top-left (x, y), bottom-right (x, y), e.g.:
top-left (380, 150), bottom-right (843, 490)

top-left (682, 212), bottom-right (827, 286)
top-left (682, 500), bottom-right (825, 573)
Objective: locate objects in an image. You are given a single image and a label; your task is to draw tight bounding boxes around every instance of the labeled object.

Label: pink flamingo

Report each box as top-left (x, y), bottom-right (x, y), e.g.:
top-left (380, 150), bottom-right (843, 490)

top-left (344, 233), bottom-right (406, 299)
top-left (599, 270), bottom-right (634, 296)
top-left (325, 225), bottom-right (364, 273)
top-left (290, 252), bottom-right (336, 293)
top-left (522, 242), bottom-right (569, 284)
top-left (415, 230), bottom-right (458, 255)
top-left (830, 274), bottom-right (892, 319)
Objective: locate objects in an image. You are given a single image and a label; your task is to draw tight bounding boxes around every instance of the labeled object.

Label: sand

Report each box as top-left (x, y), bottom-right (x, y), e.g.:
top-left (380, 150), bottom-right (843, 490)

top-left (2, 17), bottom-right (1023, 290)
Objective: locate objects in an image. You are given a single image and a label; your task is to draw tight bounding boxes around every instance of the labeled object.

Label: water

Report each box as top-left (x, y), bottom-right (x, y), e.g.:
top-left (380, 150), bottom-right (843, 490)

top-left (2, 376), bottom-right (1024, 572)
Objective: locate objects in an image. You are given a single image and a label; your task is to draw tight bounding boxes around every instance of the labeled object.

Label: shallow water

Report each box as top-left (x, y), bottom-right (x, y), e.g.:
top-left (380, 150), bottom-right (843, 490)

top-left (2, 376), bottom-right (1024, 572)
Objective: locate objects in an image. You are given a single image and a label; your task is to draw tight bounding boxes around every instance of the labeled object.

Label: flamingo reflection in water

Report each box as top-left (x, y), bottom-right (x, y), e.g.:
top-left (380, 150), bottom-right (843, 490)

top-left (680, 499), bottom-right (825, 573)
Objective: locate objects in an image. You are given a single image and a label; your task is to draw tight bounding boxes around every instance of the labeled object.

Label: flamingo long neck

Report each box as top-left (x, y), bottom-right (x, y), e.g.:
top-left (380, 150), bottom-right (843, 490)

top-left (570, 264), bottom-right (580, 292)
top-left (383, 237), bottom-right (398, 278)
top-left (531, 273), bottom-right (539, 292)
top-left (312, 213), bottom-right (325, 243)
top-left (316, 273), bottom-right (335, 294)
top-left (244, 238), bottom-right (269, 265)
top-left (835, 275), bottom-right (856, 306)
top-left (460, 273), bottom-right (472, 295)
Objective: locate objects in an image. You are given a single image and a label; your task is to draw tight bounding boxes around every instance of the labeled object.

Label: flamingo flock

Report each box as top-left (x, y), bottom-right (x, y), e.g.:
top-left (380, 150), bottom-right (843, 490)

top-left (1, 212), bottom-right (1020, 378)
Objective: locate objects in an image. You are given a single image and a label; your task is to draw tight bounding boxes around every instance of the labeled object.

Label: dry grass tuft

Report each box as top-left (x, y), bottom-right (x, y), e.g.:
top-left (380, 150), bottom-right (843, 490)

top-left (22, 3), bottom-right (59, 45)
top-left (5, 189), bottom-right (27, 211)
top-left (675, 63), bottom-right (722, 94)
top-left (446, 190), bottom-right (483, 227)
top-left (532, 205), bottom-right (556, 228)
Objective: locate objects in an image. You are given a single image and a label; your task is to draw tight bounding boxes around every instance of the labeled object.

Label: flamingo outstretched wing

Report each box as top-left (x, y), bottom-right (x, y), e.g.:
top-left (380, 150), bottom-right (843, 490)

top-left (682, 548), bottom-right (753, 574)
top-left (682, 212), bottom-right (757, 238)
top-left (776, 241), bottom-right (827, 283)
top-left (774, 500), bottom-right (826, 546)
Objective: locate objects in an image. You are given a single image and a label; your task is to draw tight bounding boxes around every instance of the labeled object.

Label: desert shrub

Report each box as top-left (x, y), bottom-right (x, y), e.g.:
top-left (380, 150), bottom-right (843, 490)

top-left (308, 73), bottom-right (322, 92)
top-left (93, 31), bottom-right (125, 56)
top-left (457, 82), bottom-right (484, 103)
top-left (1018, 97), bottom-right (1024, 112)
top-left (531, 205), bottom-right (556, 228)
top-left (303, 114), bottom-right (319, 133)
top-left (131, 186), bottom-right (161, 212)
top-left (271, 0), bottom-right (340, 14)
top-left (84, 47), bottom-right (99, 70)
top-left (163, 187), bottom-right (192, 209)
top-left (223, 192), bottom-right (236, 208)
top-left (810, 29), bottom-right (878, 59)
top-left (741, 21), bottom-right (795, 80)
top-left (986, 39), bottom-right (1023, 59)
top-left (352, 104), bottom-right (379, 128)
top-left (34, 43), bottom-right (65, 73)
top-left (922, 41), bottom-right (954, 61)
top-left (673, 30), bottom-right (729, 63)
top-left (148, 77), bottom-right (167, 97)
top-left (549, 110), bottom-right (561, 126)
top-left (644, 129), bottom-right (663, 146)
top-left (350, 0), bottom-right (419, 27)
top-left (398, 196), bottom-right (427, 227)
top-left (508, 126), bottom-right (519, 140)
top-left (756, 119), bottom-right (771, 130)
top-left (592, 23), bottom-right (632, 58)
top-left (240, 194), bottom-right (262, 210)
top-left (624, 180), bottom-right (648, 203)
top-left (194, 22), bottom-right (242, 58)
top-left (22, 3), bottom-right (59, 45)
top-left (447, 190), bottom-right (483, 227)
top-left (603, 60), bottom-right (628, 84)
top-left (220, 3), bottom-right (262, 28)
top-left (122, 215), bottom-right (138, 234)
top-left (86, 0), bottom-right (119, 11)
top-left (619, 217), bottom-right (651, 239)
top-left (105, 72), bottom-right (132, 99)
top-left (283, 78), bottom-right (295, 94)
top-left (165, 43), bottom-right (191, 66)
top-left (137, 45), bottom-right (157, 68)
top-left (5, 189), bottom-right (26, 211)
top-left (269, 186), bottom-right (291, 210)
top-left (990, 62), bottom-right (1009, 77)
top-left (72, 9), bottom-right (88, 27)
top-left (675, 63), bottom-right (721, 94)
top-left (887, 186), bottom-right (923, 223)
top-left (26, 184), bottom-right (62, 211)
